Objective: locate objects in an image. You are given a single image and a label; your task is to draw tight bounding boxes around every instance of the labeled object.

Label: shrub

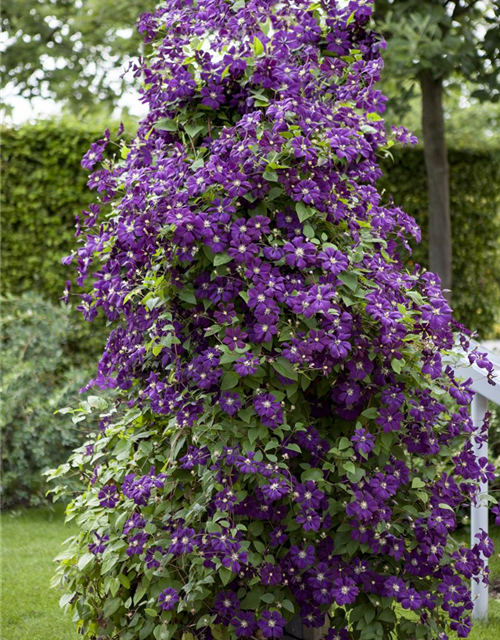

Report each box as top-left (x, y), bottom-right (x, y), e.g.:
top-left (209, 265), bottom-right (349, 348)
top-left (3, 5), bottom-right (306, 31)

top-left (0, 293), bottom-right (97, 508)
top-left (50, 2), bottom-right (495, 640)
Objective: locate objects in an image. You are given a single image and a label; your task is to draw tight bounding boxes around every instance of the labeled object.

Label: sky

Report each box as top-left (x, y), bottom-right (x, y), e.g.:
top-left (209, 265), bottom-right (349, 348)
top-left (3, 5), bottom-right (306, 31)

top-left (0, 24), bottom-right (147, 126)
top-left (0, 87), bottom-right (147, 126)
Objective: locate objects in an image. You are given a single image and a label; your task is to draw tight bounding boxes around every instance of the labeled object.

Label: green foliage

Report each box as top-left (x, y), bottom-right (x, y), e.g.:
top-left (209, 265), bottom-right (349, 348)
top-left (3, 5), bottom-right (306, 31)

top-left (379, 148), bottom-right (500, 336)
top-left (0, 293), bottom-right (97, 508)
top-left (1, 121), bottom-right (100, 299)
top-left (375, 0), bottom-right (500, 109)
top-left (1, 0), bottom-right (156, 112)
top-left (0, 120), bottom-right (115, 360)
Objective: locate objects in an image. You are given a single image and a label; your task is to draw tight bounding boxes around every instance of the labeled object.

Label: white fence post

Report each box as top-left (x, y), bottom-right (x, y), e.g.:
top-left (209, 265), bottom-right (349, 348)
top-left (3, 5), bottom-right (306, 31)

top-left (471, 392), bottom-right (489, 621)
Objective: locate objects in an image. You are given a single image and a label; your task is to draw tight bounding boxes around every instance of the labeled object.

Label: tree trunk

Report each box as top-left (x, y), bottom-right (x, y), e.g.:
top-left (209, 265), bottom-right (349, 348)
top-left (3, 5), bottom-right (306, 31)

top-left (419, 70), bottom-right (452, 300)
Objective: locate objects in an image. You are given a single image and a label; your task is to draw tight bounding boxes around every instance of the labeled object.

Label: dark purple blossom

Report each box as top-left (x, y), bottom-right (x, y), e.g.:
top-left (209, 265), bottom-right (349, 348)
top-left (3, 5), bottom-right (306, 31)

top-left (98, 484), bottom-right (118, 508)
top-left (220, 392), bottom-right (242, 416)
top-left (351, 427), bottom-right (375, 455)
top-left (258, 611), bottom-right (287, 638)
top-left (158, 588), bottom-right (179, 611)
top-left (332, 576), bottom-right (359, 605)
top-left (88, 532), bottom-right (108, 555)
top-left (232, 612), bottom-right (258, 638)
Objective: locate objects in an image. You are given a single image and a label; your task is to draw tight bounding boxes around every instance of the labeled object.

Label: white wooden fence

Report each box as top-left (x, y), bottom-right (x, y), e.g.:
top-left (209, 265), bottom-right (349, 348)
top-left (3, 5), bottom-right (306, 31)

top-left (456, 341), bottom-right (500, 620)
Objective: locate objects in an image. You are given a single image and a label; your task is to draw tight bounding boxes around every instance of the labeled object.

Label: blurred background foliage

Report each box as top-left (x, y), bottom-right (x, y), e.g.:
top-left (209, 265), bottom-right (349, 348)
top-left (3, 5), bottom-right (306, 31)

top-left (378, 148), bottom-right (500, 335)
top-left (1, 0), bottom-right (156, 114)
top-left (0, 293), bottom-right (99, 508)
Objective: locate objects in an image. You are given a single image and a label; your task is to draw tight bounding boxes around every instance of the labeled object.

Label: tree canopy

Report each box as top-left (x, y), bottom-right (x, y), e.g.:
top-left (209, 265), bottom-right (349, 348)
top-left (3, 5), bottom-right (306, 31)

top-left (1, 0), bottom-right (155, 113)
top-left (376, 0), bottom-right (500, 109)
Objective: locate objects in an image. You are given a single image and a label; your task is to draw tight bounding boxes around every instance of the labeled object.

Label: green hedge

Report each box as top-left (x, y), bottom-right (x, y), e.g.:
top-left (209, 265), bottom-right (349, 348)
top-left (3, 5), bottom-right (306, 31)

top-left (1, 121), bottom-right (107, 360)
top-left (1, 122), bottom-right (500, 337)
top-left (379, 149), bottom-right (500, 336)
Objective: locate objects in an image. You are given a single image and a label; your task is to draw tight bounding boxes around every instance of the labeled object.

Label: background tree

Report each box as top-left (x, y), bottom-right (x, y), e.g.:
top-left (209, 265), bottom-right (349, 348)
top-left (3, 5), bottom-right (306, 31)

top-left (1, 0), bottom-right (155, 114)
top-left (375, 0), bottom-right (500, 298)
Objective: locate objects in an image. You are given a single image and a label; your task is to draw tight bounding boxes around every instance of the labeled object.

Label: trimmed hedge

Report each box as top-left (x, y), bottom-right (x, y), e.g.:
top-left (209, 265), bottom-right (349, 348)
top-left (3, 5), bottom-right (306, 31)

top-left (1, 122), bottom-right (500, 337)
top-left (1, 122), bottom-right (100, 298)
top-left (379, 149), bottom-right (500, 336)
top-left (1, 122), bottom-right (107, 360)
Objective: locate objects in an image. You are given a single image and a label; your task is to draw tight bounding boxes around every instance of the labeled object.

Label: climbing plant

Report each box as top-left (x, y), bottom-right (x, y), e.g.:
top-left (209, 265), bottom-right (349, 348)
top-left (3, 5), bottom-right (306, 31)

top-left (50, 2), bottom-right (495, 640)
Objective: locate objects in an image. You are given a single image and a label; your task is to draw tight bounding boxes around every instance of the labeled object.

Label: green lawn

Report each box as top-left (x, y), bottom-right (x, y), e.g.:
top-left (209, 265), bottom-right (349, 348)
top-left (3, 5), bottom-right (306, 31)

top-left (1, 505), bottom-right (79, 640)
top-left (1, 506), bottom-right (500, 640)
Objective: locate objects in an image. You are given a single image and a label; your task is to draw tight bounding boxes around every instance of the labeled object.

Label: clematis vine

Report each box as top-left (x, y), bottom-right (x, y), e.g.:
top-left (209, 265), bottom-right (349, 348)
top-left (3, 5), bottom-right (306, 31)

top-left (51, 2), bottom-right (497, 640)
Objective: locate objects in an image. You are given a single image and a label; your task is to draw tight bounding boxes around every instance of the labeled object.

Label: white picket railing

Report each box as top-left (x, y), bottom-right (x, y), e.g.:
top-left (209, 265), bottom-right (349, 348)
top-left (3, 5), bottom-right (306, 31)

top-left (456, 341), bottom-right (500, 621)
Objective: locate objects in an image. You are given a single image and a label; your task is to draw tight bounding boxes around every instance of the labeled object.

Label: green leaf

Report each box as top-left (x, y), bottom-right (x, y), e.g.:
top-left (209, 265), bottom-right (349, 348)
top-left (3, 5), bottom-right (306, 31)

top-left (338, 437), bottom-right (352, 450)
top-left (238, 407), bottom-right (255, 423)
top-left (219, 567), bottom-right (233, 586)
top-left (338, 272), bottom-right (358, 291)
top-left (145, 608), bottom-right (158, 617)
top-left (178, 288), bottom-right (197, 305)
top-left (154, 118), bottom-right (178, 132)
top-left (263, 170), bottom-right (278, 182)
top-left (301, 468), bottom-right (323, 482)
top-left (438, 502), bottom-right (454, 511)
top-left (184, 123), bottom-right (205, 138)
top-left (378, 609), bottom-right (396, 623)
top-left (347, 467), bottom-right (365, 484)
top-left (219, 351), bottom-right (243, 364)
top-left (248, 521), bottom-right (264, 536)
top-left (118, 574), bottom-right (131, 589)
top-left (268, 186), bottom-right (283, 201)
top-left (214, 253), bottom-right (233, 266)
top-left (346, 10), bottom-right (356, 27)
top-left (343, 461), bottom-right (357, 475)
top-left (411, 477), bottom-right (425, 489)
top-left (380, 432), bottom-right (393, 450)
top-left (296, 201), bottom-right (314, 222)
top-left (77, 552), bottom-right (94, 571)
top-left (240, 588), bottom-right (264, 609)
top-left (391, 357), bottom-right (403, 374)
top-left (220, 371), bottom-right (239, 390)
top-left (303, 224), bottom-right (315, 238)
top-left (282, 599), bottom-right (295, 613)
top-left (152, 344), bottom-right (163, 357)
top-left (205, 324), bottom-right (222, 337)
top-left (261, 593), bottom-right (275, 603)
top-left (134, 585), bottom-right (147, 605)
top-left (272, 357), bottom-right (298, 381)
top-left (253, 36), bottom-right (264, 56)
top-left (103, 597), bottom-right (122, 617)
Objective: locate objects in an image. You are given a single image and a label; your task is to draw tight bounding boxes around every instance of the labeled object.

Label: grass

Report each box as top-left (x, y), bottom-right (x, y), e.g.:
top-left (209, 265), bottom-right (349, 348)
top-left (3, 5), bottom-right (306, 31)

top-left (0, 505), bottom-right (79, 640)
top-left (1, 506), bottom-right (500, 639)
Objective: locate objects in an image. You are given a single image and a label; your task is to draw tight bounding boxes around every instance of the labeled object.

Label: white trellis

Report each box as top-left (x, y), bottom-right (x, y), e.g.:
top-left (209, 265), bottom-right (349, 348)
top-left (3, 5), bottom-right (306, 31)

top-left (455, 341), bottom-right (500, 621)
